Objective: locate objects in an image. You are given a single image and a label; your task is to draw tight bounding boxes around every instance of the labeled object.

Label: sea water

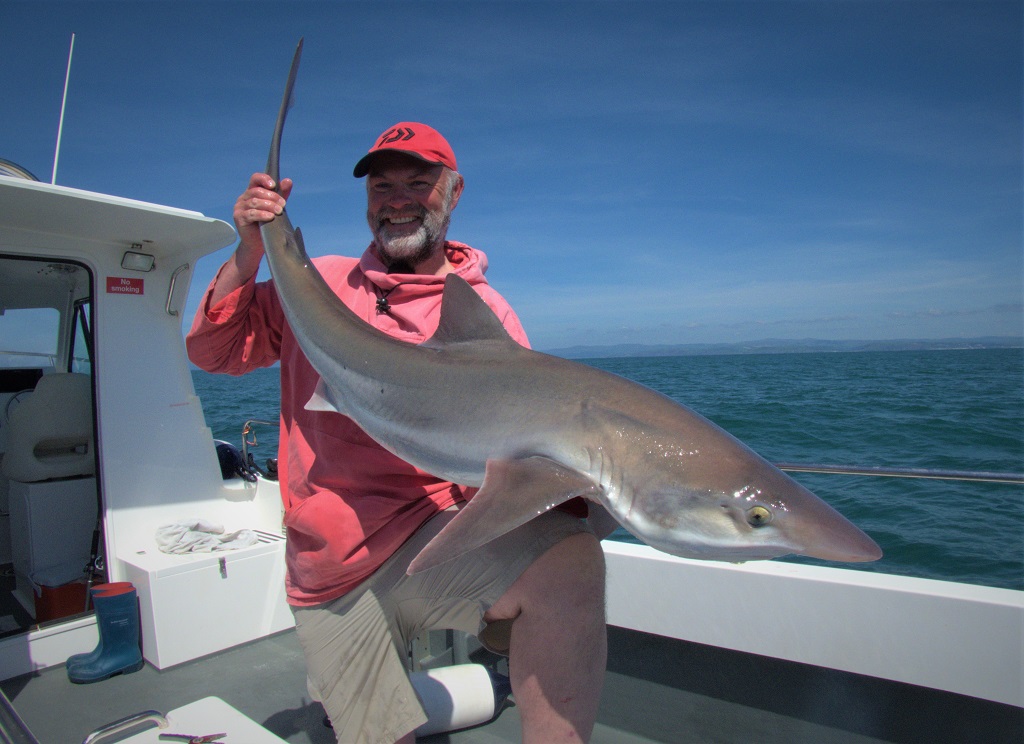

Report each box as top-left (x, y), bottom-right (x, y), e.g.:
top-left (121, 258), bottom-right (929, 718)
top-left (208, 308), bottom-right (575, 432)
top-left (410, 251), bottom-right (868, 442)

top-left (191, 348), bottom-right (1023, 591)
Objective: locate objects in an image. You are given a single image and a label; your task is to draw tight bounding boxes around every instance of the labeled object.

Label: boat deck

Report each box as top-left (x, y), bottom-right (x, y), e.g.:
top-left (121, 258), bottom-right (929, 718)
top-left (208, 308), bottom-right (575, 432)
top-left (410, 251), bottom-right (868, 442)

top-left (3, 625), bottom-right (1021, 743)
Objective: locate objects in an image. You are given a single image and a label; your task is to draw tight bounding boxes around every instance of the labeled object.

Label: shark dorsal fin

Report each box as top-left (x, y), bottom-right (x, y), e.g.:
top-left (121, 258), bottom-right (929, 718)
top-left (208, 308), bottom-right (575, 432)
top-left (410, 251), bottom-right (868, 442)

top-left (423, 273), bottom-right (517, 349)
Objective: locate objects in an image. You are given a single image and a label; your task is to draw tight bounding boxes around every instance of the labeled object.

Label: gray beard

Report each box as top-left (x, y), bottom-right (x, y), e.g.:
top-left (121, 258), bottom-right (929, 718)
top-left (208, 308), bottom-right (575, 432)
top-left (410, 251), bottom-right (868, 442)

top-left (372, 208), bottom-right (450, 269)
top-left (369, 182), bottom-right (456, 270)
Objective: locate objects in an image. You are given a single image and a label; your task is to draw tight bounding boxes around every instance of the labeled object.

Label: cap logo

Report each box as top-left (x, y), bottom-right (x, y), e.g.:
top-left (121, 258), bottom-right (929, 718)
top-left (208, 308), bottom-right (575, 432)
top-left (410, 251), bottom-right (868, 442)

top-left (377, 127), bottom-right (416, 146)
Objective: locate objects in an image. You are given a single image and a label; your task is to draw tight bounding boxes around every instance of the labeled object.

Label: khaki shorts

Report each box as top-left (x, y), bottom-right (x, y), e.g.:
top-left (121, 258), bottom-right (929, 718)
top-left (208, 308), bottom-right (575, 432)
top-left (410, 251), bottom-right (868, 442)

top-left (292, 507), bottom-right (591, 744)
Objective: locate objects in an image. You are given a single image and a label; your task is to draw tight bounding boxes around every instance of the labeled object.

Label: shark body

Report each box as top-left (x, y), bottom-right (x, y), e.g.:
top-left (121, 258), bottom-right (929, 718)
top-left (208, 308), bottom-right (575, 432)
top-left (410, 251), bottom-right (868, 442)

top-left (257, 40), bottom-right (882, 574)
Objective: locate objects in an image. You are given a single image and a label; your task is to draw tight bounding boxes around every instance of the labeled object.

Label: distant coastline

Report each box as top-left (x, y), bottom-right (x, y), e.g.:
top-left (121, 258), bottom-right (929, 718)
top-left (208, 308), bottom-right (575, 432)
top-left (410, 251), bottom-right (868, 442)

top-left (541, 337), bottom-right (1023, 360)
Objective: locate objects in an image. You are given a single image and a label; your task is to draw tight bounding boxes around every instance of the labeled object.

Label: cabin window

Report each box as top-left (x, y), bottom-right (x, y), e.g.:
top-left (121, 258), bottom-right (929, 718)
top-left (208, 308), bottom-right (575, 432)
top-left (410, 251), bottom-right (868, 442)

top-left (0, 257), bottom-right (94, 376)
top-left (0, 308), bottom-right (60, 371)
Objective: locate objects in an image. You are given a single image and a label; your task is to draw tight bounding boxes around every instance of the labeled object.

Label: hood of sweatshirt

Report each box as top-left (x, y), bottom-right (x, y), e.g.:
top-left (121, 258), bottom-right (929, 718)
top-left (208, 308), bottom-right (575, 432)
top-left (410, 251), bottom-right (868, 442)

top-left (359, 240), bottom-right (490, 294)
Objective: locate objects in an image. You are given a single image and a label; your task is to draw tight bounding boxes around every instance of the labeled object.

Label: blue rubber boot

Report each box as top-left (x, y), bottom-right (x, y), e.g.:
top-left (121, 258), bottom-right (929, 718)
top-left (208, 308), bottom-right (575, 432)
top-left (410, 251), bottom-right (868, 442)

top-left (67, 585), bottom-right (143, 684)
top-left (65, 583), bottom-right (135, 673)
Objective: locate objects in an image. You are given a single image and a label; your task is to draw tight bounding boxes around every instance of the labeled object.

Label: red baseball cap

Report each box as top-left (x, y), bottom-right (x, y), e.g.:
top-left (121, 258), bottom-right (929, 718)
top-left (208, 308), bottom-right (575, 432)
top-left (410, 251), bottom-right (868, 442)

top-left (353, 122), bottom-right (458, 177)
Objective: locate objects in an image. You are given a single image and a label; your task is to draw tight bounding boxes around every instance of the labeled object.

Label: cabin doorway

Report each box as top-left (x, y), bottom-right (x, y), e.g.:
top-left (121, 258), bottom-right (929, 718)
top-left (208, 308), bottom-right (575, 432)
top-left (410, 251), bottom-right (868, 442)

top-left (0, 254), bottom-right (104, 640)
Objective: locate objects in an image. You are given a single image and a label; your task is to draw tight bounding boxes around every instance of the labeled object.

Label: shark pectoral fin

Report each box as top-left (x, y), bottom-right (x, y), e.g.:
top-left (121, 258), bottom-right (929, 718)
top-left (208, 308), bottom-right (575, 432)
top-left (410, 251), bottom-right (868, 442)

top-left (304, 377), bottom-right (351, 416)
top-left (407, 456), bottom-right (601, 575)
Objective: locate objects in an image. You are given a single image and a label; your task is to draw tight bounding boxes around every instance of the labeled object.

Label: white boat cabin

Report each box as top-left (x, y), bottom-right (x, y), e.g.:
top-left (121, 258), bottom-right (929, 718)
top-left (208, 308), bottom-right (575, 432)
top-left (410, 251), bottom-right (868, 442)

top-left (0, 174), bottom-right (292, 677)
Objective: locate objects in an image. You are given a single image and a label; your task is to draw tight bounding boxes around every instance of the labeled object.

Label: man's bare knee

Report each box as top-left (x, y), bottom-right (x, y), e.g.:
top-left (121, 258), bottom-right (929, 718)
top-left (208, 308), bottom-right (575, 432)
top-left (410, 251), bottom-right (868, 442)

top-left (487, 532), bottom-right (605, 623)
top-left (546, 532), bottom-right (605, 610)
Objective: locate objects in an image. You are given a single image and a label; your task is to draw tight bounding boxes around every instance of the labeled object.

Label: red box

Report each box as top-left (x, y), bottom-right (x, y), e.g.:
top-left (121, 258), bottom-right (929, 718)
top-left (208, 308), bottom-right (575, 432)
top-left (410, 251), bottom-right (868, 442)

top-left (35, 581), bottom-right (88, 622)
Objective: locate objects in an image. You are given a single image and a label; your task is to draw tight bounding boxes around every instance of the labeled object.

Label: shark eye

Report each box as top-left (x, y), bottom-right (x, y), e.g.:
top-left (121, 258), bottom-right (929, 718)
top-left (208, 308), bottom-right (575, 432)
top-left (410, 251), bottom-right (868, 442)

top-left (746, 506), bottom-right (772, 527)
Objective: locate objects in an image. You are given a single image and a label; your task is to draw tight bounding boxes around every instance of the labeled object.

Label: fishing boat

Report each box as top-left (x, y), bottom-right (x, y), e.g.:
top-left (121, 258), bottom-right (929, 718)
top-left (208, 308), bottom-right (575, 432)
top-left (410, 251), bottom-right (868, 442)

top-left (0, 170), bottom-right (1021, 743)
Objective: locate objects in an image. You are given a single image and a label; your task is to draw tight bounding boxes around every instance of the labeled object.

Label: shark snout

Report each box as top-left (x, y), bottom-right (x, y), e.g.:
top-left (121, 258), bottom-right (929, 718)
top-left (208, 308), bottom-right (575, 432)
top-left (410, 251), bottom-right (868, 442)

top-left (800, 525), bottom-right (883, 563)
top-left (782, 498), bottom-right (882, 563)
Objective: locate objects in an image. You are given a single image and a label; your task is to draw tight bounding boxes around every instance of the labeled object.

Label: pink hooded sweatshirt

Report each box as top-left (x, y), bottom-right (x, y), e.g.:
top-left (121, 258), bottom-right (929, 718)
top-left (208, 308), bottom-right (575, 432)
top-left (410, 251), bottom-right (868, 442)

top-left (186, 242), bottom-right (529, 606)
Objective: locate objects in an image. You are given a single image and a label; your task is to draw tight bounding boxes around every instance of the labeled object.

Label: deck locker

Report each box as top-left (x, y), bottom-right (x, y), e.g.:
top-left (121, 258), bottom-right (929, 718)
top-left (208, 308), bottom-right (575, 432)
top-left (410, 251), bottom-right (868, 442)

top-left (122, 534), bottom-right (292, 669)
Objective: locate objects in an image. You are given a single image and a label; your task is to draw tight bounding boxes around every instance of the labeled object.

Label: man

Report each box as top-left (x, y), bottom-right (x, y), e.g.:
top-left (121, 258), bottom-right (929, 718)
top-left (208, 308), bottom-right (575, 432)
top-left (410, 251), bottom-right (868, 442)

top-left (186, 123), bottom-right (606, 744)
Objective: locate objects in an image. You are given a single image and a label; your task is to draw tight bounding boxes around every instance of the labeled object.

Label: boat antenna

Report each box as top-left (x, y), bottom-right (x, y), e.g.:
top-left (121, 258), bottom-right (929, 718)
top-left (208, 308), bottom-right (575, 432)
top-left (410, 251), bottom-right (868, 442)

top-left (51, 32), bottom-right (75, 185)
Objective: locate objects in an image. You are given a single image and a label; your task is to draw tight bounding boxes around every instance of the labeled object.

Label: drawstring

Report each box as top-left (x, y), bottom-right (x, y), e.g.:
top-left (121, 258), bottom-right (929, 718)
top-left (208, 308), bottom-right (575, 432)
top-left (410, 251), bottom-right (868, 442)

top-left (374, 282), bottom-right (407, 314)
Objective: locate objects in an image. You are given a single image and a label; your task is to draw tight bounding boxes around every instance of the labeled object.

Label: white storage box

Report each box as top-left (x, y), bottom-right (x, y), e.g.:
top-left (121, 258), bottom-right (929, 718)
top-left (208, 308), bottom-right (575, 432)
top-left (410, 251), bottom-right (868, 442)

top-left (121, 532), bottom-right (292, 669)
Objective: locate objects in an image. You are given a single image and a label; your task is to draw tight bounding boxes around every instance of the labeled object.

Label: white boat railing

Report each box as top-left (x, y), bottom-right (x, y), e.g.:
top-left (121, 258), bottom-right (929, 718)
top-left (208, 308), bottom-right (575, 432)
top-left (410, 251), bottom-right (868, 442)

top-left (603, 540), bottom-right (1023, 708)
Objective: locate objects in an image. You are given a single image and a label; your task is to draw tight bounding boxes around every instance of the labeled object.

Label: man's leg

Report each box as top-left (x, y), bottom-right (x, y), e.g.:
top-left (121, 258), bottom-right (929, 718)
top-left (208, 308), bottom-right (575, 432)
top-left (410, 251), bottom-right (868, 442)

top-left (299, 508), bottom-right (599, 743)
top-left (484, 532), bottom-right (607, 743)
top-left (293, 587), bottom-right (428, 744)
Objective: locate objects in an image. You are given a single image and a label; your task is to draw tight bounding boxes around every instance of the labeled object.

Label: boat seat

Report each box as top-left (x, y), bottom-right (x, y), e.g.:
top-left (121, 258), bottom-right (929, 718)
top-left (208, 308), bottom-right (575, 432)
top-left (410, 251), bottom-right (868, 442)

top-left (1, 372), bottom-right (95, 483)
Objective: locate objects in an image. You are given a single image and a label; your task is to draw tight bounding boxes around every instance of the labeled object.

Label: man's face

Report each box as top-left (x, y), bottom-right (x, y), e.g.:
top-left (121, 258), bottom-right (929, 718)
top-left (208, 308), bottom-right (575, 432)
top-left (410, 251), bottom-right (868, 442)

top-left (366, 153), bottom-right (463, 270)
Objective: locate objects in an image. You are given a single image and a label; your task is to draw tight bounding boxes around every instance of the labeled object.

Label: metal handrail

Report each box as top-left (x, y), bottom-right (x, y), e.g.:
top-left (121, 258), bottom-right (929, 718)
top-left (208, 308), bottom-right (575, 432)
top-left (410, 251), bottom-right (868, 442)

top-left (775, 462), bottom-right (1024, 484)
top-left (0, 688), bottom-right (37, 744)
top-left (165, 263), bottom-right (190, 316)
top-left (80, 710), bottom-right (168, 744)
top-left (242, 418), bottom-right (277, 463)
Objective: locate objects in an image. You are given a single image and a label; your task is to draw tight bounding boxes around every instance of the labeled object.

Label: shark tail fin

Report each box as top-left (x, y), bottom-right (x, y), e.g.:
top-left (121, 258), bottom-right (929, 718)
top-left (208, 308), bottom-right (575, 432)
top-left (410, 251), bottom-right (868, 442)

top-left (266, 38), bottom-right (304, 186)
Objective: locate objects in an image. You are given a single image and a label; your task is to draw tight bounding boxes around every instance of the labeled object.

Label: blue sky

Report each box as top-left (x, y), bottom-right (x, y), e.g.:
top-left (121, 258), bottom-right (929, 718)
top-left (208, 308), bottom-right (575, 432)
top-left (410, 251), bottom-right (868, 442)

top-left (2, 1), bottom-right (1021, 351)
